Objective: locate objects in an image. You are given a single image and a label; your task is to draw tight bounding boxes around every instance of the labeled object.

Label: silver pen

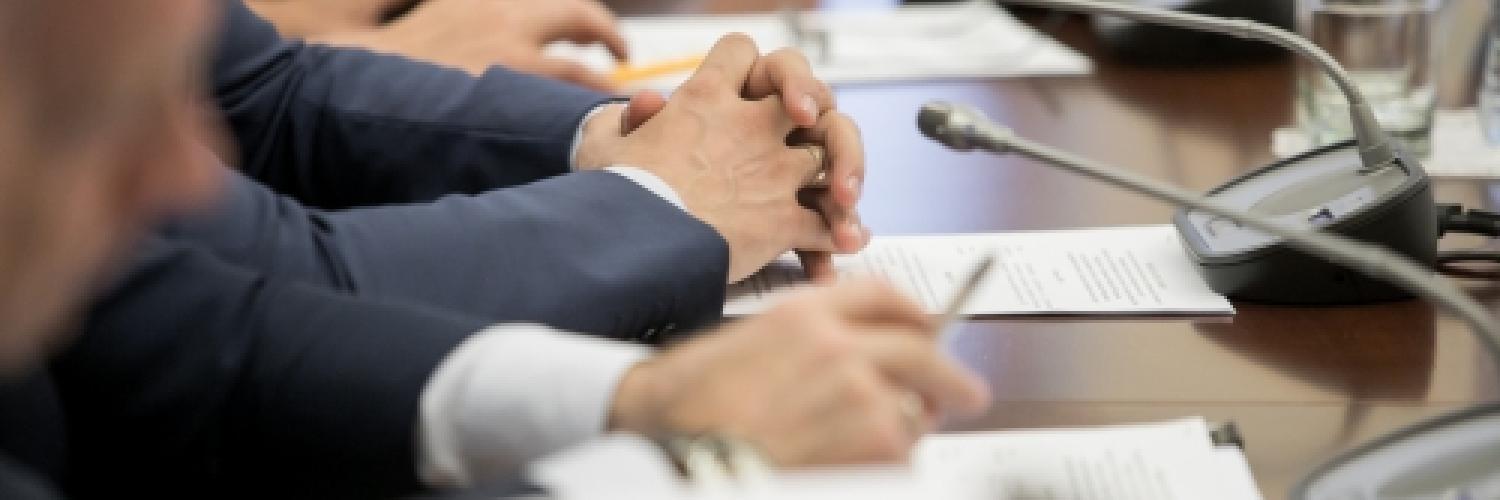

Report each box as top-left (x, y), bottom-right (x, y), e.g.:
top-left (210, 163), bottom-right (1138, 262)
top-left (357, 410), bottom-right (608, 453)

top-left (935, 252), bottom-right (996, 340)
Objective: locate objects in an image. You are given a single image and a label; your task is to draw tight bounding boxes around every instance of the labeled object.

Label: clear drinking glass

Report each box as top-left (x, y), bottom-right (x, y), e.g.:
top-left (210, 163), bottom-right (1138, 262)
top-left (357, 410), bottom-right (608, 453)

top-left (1296, 0), bottom-right (1440, 157)
top-left (1480, 0), bottom-right (1500, 144)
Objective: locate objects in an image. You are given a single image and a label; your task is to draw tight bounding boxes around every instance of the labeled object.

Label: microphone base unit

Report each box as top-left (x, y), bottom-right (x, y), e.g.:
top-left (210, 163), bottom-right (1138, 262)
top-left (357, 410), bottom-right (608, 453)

top-left (1175, 140), bottom-right (1437, 305)
top-left (1294, 401), bottom-right (1500, 500)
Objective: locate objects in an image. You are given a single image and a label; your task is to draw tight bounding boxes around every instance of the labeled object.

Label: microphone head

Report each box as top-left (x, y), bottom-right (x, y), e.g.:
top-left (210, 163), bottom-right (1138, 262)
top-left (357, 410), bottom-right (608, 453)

top-left (918, 101), bottom-right (979, 151)
top-left (917, 101), bottom-right (955, 142)
top-left (918, 100), bottom-right (1008, 153)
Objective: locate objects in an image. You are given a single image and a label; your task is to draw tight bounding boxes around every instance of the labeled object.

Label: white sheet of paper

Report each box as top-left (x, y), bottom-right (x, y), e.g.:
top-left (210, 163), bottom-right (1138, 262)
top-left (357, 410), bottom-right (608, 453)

top-left (914, 418), bottom-right (1264, 500)
top-left (545, 1), bottom-right (1091, 89)
top-left (531, 435), bottom-right (973, 500)
top-left (724, 225), bottom-right (1234, 317)
top-left (530, 420), bottom-right (1263, 500)
top-left (1212, 447), bottom-right (1265, 500)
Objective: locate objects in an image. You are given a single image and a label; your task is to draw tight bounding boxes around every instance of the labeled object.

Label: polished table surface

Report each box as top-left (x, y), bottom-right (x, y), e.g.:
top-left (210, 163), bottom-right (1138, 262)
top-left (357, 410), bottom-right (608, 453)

top-left (625, 3), bottom-right (1500, 498)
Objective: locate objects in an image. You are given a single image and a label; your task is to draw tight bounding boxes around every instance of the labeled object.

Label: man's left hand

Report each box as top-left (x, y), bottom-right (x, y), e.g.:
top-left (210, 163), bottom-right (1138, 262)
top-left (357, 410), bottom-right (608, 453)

top-left (575, 45), bottom-right (868, 281)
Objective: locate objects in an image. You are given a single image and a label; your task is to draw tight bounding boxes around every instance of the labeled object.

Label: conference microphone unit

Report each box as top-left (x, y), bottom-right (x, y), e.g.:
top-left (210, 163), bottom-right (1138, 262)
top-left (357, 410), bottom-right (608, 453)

top-left (993, 0), bottom-right (1437, 304)
top-left (919, 100), bottom-right (1500, 500)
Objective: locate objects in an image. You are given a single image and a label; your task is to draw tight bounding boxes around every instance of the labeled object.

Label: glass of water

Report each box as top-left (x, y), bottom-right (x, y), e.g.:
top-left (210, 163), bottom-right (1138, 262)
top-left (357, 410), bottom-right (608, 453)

top-left (1296, 0), bottom-right (1440, 157)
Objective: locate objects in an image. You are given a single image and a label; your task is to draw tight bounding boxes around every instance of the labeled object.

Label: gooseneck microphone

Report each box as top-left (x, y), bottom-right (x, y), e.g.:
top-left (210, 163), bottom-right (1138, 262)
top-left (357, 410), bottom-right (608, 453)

top-left (998, 0), bottom-right (1398, 173)
top-left (918, 100), bottom-right (1500, 364)
top-left (980, 0), bottom-right (1435, 305)
top-left (920, 100), bottom-right (1500, 498)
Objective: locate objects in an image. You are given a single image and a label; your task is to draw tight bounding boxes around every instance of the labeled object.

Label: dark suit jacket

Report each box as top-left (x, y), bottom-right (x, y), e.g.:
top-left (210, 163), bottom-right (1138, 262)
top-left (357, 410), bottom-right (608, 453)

top-left (213, 0), bottom-right (602, 209)
top-left (0, 2), bottom-right (729, 499)
top-left (190, 0), bottom-right (728, 339)
top-left (0, 237), bottom-right (489, 499)
top-left (0, 453), bottom-right (59, 500)
top-left (164, 166), bottom-right (729, 340)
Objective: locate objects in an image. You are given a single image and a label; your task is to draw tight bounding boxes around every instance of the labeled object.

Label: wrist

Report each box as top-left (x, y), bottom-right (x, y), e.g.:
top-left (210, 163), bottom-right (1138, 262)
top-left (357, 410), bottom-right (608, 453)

top-left (573, 102), bottom-right (629, 171)
top-left (245, 1), bottom-right (378, 38)
top-left (607, 358), bottom-right (658, 434)
top-left (306, 28), bottom-right (385, 50)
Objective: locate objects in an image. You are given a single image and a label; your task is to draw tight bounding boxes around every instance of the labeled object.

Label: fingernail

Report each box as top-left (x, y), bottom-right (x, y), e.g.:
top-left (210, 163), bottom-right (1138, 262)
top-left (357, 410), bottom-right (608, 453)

top-left (801, 94), bottom-right (819, 118)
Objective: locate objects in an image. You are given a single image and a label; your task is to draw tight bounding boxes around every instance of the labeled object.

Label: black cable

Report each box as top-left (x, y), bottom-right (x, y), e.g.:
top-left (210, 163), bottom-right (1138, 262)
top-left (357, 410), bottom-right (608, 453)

top-left (1436, 203), bottom-right (1500, 278)
top-left (1438, 203), bottom-right (1500, 238)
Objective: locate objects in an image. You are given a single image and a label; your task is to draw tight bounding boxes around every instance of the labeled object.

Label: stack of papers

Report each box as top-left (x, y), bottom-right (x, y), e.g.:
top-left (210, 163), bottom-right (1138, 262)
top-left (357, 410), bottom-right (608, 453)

top-left (547, 1), bottom-right (1092, 89)
top-left (725, 225), bottom-right (1234, 317)
top-left (915, 418), bottom-right (1264, 500)
top-left (530, 419), bottom-right (1263, 499)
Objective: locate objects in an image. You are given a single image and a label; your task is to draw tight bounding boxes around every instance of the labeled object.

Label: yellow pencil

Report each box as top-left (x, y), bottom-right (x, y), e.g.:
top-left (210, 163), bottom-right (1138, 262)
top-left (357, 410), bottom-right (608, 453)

top-left (610, 55), bottom-right (706, 86)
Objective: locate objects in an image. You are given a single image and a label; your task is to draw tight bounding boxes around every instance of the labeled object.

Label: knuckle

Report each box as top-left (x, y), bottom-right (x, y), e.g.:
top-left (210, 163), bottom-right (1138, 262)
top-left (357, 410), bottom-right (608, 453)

top-left (793, 206), bottom-right (822, 233)
top-left (681, 79), bottom-right (726, 102)
top-left (721, 32), bottom-right (757, 51)
top-left (678, 74), bottom-right (721, 99)
top-left (770, 48), bottom-right (811, 69)
top-left (751, 97), bottom-right (786, 124)
top-left (587, 1), bottom-right (616, 19)
top-left (782, 148), bottom-right (810, 175)
top-left (833, 112), bottom-right (861, 137)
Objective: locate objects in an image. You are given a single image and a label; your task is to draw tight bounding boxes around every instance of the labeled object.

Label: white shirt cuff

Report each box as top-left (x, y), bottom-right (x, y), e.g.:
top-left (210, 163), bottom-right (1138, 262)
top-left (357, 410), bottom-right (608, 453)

top-left (569, 102), bottom-right (622, 170)
top-left (418, 324), bottom-right (651, 488)
top-left (569, 102), bottom-right (688, 212)
top-left (604, 166), bottom-right (687, 211)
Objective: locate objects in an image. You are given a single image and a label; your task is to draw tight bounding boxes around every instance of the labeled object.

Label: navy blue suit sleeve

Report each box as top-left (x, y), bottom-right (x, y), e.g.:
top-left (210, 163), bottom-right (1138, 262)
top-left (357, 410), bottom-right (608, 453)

top-left (0, 455), bottom-right (60, 500)
top-left (212, 0), bottom-right (612, 208)
top-left (160, 168), bottom-right (730, 341)
top-left (52, 238), bottom-right (489, 499)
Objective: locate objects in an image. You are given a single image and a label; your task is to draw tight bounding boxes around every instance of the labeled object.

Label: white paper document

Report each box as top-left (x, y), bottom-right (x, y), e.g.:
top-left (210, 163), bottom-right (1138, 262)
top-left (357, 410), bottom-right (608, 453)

top-left (530, 420), bottom-right (1261, 500)
top-left (545, 1), bottom-right (1091, 89)
top-left (725, 225), bottom-right (1234, 317)
top-left (914, 418), bottom-right (1264, 500)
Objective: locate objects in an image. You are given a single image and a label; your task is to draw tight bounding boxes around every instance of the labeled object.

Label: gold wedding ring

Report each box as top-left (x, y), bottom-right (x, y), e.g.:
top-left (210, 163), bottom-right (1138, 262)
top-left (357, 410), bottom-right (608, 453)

top-left (798, 145), bottom-right (831, 188)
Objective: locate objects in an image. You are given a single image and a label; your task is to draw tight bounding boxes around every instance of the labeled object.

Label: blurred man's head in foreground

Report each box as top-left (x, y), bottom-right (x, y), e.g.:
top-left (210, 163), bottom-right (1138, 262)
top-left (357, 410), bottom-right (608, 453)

top-left (0, 0), bottom-right (225, 375)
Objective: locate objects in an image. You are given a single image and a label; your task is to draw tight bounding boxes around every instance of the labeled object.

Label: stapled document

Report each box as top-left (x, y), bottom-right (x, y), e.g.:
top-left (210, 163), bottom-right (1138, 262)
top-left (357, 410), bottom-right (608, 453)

top-left (915, 418), bottom-right (1264, 500)
top-left (531, 419), bottom-right (1263, 499)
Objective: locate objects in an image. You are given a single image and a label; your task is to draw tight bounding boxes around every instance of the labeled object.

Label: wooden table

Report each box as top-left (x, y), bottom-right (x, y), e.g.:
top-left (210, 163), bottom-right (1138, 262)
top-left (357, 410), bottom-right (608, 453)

top-left (625, 3), bottom-right (1500, 497)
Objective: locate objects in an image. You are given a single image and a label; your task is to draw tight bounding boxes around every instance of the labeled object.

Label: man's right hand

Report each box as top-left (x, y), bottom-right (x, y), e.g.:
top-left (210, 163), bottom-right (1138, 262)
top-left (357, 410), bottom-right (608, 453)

top-left (246, 0), bottom-right (402, 37)
top-left (603, 34), bottom-right (840, 283)
top-left (606, 280), bottom-right (990, 466)
top-left (307, 0), bottom-right (627, 89)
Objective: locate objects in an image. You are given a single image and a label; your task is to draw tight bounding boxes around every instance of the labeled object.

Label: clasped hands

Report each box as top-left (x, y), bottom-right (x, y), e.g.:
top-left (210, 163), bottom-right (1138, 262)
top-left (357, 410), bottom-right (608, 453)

top-left (576, 35), bottom-right (989, 469)
top-left (575, 34), bottom-right (866, 283)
